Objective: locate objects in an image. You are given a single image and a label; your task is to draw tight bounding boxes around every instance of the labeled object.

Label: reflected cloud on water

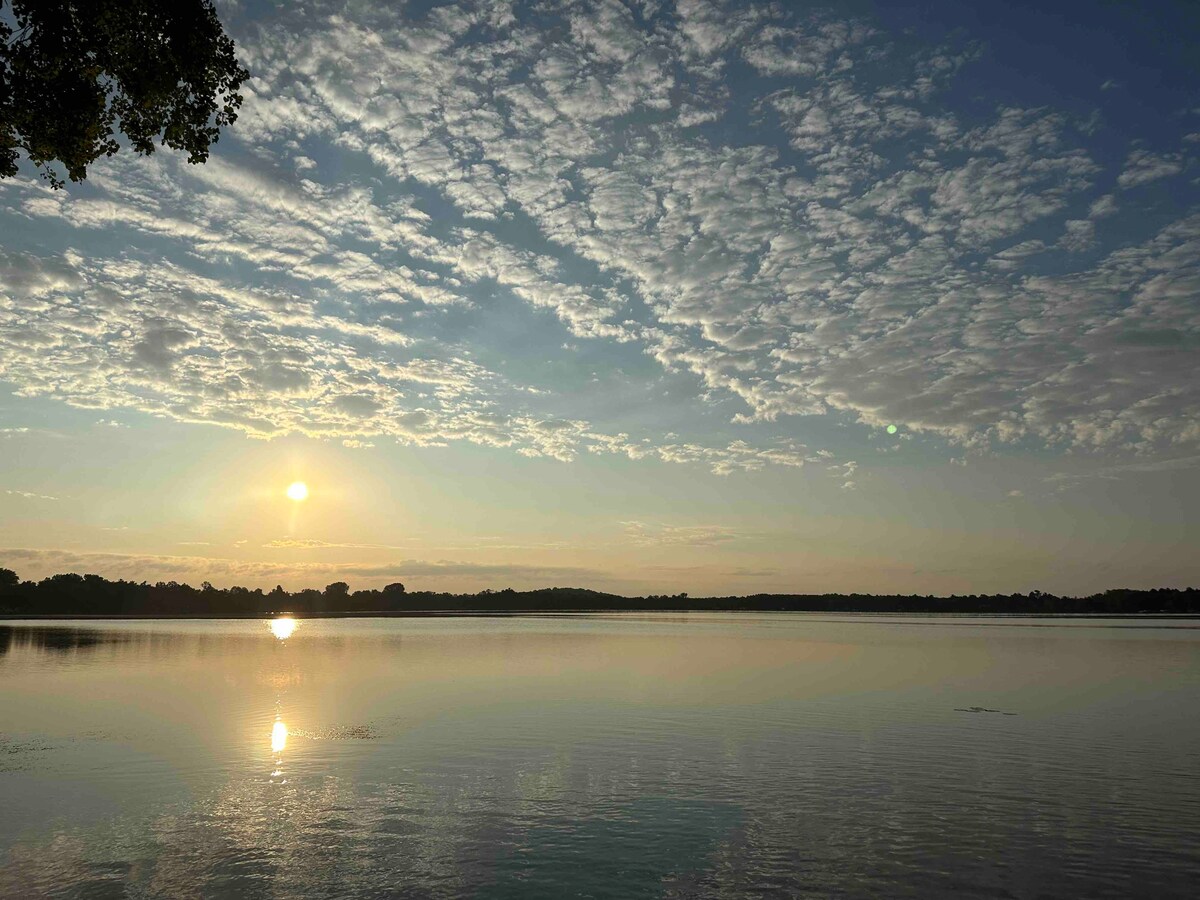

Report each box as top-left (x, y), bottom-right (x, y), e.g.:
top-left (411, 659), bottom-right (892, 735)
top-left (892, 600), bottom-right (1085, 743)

top-left (0, 625), bottom-right (121, 656)
top-left (0, 621), bottom-right (300, 661)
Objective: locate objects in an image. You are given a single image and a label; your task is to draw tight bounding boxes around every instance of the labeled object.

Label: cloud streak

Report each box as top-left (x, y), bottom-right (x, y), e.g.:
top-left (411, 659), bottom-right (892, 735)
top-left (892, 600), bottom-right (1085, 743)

top-left (0, 548), bottom-right (609, 589)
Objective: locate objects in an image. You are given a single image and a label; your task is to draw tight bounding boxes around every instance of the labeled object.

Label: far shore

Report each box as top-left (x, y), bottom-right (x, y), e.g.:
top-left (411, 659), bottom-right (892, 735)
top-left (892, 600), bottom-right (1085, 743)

top-left (4, 573), bottom-right (1197, 617)
top-left (4, 610), bottom-right (1199, 621)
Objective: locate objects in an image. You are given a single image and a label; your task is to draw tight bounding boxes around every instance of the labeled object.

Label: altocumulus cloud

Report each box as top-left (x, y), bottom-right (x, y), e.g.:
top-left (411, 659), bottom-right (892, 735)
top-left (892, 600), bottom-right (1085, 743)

top-left (0, 548), bottom-right (607, 586)
top-left (1, 0), bottom-right (1197, 472)
top-left (621, 521), bottom-right (751, 547)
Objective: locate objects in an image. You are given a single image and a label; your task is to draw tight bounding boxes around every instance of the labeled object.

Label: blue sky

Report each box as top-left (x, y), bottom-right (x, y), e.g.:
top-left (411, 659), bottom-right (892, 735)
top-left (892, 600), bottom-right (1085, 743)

top-left (1, 0), bottom-right (1197, 594)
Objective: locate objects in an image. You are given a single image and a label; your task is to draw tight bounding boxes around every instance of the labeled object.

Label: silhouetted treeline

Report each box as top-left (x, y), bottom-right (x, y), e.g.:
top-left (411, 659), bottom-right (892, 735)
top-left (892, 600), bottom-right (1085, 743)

top-left (1, 569), bottom-right (1197, 616)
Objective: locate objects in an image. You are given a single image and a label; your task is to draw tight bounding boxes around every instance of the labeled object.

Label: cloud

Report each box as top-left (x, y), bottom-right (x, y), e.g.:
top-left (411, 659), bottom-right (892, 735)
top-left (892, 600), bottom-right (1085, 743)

top-left (641, 564), bottom-right (779, 579)
top-left (1058, 219), bottom-right (1095, 253)
top-left (621, 521), bottom-right (750, 547)
top-left (1117, 150), bottom-right (1185, 189)
top-left (1046, 454), bottom-right (1200, 486)
top-left (0, 547), bottom-right (609, 589)
top-left (2, 0), bottom-right (1198, 482)
top-left (0, 244), bottom-right (833, 474)
top-left (1089, 194), bottom-right (1118, 219)
top-left (3, 489), bottom-right (59, 501)
top-left (262, 539), bottom-right (414, 550)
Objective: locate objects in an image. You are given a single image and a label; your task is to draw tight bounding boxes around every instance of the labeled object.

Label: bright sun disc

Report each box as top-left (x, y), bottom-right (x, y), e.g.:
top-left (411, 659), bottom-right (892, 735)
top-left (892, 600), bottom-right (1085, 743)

top-left (286, 481), bottom-right (308, 501)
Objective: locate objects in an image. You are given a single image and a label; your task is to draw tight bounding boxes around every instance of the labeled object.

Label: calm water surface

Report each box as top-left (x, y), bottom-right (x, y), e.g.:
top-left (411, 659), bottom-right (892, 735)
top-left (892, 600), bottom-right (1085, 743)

top-left (1, 614), bottom-right (1198, 898)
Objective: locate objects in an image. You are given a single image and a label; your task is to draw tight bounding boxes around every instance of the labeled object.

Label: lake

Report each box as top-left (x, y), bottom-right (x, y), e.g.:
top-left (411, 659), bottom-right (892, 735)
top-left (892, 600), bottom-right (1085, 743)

top-left (1, 615), bottom-right (1198, 898)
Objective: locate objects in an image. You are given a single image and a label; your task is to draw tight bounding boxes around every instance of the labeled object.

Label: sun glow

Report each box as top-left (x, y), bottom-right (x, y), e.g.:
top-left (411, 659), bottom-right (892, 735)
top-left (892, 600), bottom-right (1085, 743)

top-left (286, 481), bottom-right (309, 501)
top-left (271, 719), bottom-right (288, 753)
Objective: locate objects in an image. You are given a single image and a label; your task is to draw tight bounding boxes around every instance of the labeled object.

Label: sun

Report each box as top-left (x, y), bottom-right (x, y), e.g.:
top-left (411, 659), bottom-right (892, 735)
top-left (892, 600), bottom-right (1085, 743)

top-left (286, 481), bottom-right (309, 502)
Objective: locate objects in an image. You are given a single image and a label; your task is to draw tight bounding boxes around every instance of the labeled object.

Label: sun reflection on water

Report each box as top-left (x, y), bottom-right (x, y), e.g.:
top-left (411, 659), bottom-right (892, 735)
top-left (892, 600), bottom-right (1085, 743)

top-left (269, 617), bottom-right (297, 640)
top-left (270, 716), bottom-right (288, 781)
top-left (265, 616), bottom-right (296, 781)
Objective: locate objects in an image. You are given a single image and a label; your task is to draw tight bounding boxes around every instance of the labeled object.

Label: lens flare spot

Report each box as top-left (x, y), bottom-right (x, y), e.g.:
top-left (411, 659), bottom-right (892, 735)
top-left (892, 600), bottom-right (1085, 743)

top-left (286, 481), bottom-right (309, 501)
top-left (886, 424), bottom-right (898, 434)
top-left (271, 719), bottom-right (288, 753)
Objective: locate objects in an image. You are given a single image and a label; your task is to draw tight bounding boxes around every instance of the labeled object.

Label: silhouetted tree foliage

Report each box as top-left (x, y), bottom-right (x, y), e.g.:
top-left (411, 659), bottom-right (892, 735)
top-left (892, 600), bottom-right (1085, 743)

top-left (0, 570), bottom-right (1197, 617)
top-left (0, 0), bottom-right (248, 187)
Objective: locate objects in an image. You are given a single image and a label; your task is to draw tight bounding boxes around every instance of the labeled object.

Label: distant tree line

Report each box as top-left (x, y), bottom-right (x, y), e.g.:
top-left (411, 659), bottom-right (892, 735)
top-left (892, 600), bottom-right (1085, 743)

top-left (1, 568), bottom-right (1197, 616)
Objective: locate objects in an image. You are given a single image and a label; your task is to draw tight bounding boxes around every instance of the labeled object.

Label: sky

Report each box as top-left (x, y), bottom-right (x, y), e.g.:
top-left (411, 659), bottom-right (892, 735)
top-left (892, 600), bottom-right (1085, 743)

top-left (1, 0), bottom-right (1198, 596)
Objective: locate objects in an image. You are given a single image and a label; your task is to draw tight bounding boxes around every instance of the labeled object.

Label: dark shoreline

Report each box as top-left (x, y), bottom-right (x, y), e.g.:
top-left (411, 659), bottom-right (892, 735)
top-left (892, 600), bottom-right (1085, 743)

top-left (4, 570), bottom-right (1198, 617)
